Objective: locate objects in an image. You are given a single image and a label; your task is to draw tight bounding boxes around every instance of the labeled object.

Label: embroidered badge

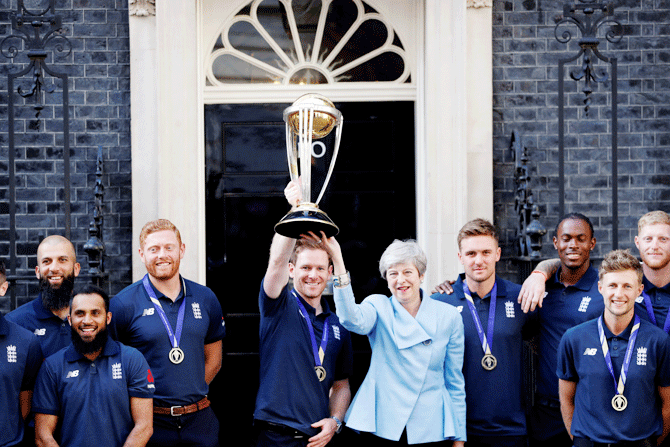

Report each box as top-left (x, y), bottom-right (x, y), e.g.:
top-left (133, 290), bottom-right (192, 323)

top-left (637, 347), bottom-right (647, 366)
top-left (7, 345), bottom-right (17, 363)
top-left (192, 303), bottom-right (202, 319)
top-left (578, 296), bottom-right (592, 312)
top-left (112, 362), bottom-right (123, 379)
top-left (505, 301), bottom-right (515, 318)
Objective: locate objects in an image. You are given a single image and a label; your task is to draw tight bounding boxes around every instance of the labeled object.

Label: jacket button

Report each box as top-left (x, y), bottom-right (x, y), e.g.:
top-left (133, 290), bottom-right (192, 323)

top-left (423, 339), bottom-right (432, 345)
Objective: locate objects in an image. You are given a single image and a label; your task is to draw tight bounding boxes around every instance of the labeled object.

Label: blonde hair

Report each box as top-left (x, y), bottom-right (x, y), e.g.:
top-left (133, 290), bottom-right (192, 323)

top-left (638, 211), bottom-right (670, 233)
top-left (139, 219), bottom-right (182, 248)
top-left (598, 249), bottom-right (643, 284)
top-left (457, 218), bottom-right (498, 249)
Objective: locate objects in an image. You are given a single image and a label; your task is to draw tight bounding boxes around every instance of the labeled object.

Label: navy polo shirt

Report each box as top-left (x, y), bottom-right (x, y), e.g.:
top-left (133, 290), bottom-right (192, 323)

top-left (254, 280), bottom-right (354, 436)
top-left (0, 313), bottom-right (42, 447)
top-left (558, 316), bottom-right (670, 443)
top-left (635, 275), bottom-right (670, 333)
top-left (432, 275), bottom-right (535, 437)
top-left (537, 266), bottom-right (603, 401)
top-left (109, 276), bottom-right (225, 407)
top-left (32, 339), bottom-right (154, 447)
top-left (6, 294), bottom-right (71, 358)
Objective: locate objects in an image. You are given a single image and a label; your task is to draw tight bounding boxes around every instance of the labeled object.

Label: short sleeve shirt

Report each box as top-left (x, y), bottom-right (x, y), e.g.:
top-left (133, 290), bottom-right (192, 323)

top-left (109, 276), bottom-right (225, 407)
top-left (32, 339), bottom-right (154, 447)
top-left (635, 276), bottom-right (670, 333)
top-left (432, 275), bottom-right (536, 437)
top-left (0, 313), bottom-right (43, 447)
top-left (557, 316), bottom-right (670, 443)
top-left (537, 266), bottom-right (603, 400)
top-left (6, 295), bottom-right (71, 357)
top-left (253, 279), bottom-right (354, 436)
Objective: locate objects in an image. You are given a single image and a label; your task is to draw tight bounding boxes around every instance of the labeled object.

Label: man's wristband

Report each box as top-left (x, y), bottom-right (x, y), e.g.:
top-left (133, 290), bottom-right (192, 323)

top-left (333, 272), bottom-right (350, 288)
top-left (532, 270), bottom-right (548, 281)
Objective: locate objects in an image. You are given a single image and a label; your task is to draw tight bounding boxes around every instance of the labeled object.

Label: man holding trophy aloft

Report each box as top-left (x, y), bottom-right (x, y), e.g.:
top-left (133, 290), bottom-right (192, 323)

top-left (252, 94), bottom-right (353, 447)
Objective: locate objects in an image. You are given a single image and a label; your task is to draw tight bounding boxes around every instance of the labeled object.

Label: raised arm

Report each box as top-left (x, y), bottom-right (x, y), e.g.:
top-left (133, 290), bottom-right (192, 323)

top-left (517, 258), bottom-right (561, 313)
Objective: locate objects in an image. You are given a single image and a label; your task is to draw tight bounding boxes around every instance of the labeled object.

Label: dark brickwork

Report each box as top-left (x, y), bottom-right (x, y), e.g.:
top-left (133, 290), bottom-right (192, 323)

top-left (0, 0), bottom-right (132, 311)
top-left (493, 0), bottom-right (670, 278)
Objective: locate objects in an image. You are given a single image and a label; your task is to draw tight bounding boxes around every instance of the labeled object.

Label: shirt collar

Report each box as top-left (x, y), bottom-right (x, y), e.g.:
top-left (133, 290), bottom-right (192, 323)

top-left (34, 294), bottom-right (67, 321)
top-left (550, 265), bottom-right (598, 291)
top-left (64, 337), bottom-right (120, 362)
top-left (292, 289), bottom-right (332, 318)
top-left (642, 275), bottom-right (670, 294)
top-left (455, 273), bottom-right (505, 300)
top-left (601, 313), bottom-right (636, 341)
top-left (146, 275), bottom-right (187, 303)
top-left (0, 313), bottom-right (9, 335)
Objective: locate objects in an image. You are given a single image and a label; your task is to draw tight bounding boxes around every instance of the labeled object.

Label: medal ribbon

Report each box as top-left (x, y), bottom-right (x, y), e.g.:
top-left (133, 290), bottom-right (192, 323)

top-left (142, 274), bottom-right (186, 349)
top-left (293, 290), bottom-right (329, 367)
top-left (463, 282), bottom-right (497, 356)
top-left (598, 315), bottom-right (640, 397)
top-left (641, 291), bottom-right (670, 333)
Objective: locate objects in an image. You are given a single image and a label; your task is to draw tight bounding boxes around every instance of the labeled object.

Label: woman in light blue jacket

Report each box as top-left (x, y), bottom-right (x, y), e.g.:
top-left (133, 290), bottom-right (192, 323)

top-left (313, 234), bottom-right (466, 446)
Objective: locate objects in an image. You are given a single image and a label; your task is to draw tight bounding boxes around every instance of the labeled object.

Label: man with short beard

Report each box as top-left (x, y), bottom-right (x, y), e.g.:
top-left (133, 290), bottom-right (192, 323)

top-left (110, 219), bottom-right (225, 447)
top-left (33, 285), bottom-right (154, 447)
top-left (7, 235), bottom-right (81, 358)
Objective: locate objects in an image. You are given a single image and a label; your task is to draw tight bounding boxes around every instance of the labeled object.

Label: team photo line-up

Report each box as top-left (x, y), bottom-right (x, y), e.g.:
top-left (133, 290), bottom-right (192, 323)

top-left (3, 181), bottom-right (670, 447)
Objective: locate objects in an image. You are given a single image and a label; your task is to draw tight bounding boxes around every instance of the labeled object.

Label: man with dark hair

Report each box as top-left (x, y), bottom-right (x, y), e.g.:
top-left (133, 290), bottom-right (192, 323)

top-left (432, 218), bottom-right (535, 447)
top-left (517, 213), bottom-right (604, 447)
top-left (558, 249), bottom-right (670, 446)
top-left (7, 235), bottom-right (81, 357)
top-left (110, 219), bottom-right (226, 447)
top-left (33, 285), bottom-right (154, 447)
top-left (253, 180), bottom-right (353, 447)
top-left (0, 260), bottom-right (43, 447)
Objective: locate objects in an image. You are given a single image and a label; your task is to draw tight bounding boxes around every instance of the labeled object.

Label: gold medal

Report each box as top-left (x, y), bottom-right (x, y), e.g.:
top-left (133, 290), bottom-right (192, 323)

top-left (481, 354), bottom-right (497, 370)
top-left (169, 347), bottom-right (185, 364)
top-left (315, 366), bottom-right (326, 382)
top-left (612, 394), bottom-right (627, 411)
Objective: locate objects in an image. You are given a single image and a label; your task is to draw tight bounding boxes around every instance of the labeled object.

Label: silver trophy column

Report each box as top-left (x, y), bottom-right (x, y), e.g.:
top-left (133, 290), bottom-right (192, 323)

top-left (274, 93), bottom-right (343, 238)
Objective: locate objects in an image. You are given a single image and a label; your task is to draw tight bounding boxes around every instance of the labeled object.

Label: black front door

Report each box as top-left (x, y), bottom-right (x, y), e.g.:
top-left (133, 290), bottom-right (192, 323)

top-left (205, 101), bottom-right (415, 445)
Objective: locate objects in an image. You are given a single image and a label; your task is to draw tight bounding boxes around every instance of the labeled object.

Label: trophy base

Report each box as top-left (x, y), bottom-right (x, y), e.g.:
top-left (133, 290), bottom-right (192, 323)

top-left (274, 204), bottom-right (339, 239)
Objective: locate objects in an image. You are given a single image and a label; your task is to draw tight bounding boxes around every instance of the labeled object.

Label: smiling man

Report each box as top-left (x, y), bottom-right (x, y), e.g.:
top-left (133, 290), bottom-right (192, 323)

top-left (7, 235), bottom-right (81, 358)
top-left (253, 181), bottom-right (352, 447)
top-left (432, 219), bottom-right (534, 447)
top-left (557, 250), bottom-right (670, 446)
top-left (109, 219), bottom-right (226, 447)
top-left (33, 285), bottom-right (154, 447)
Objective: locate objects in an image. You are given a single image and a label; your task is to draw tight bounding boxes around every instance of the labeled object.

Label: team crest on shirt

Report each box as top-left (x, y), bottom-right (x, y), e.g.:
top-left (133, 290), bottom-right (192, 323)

top-left (637, 347), bottom-right (647, 366)
top-left (505, 301), bottom-right (515, 318)
top-left (192, 303), bottom-right (202, 319)
top-left (578, 296), bottom-right (592, 312)
top-left (34, 328), bottom-right (46, 336)
top-left (332, 325), bottom-right (340, 340)
top-left (112, 363), bottom-right (123, 379)
top-left (635, 295), bottom-right (644, 303)
top-left (66, 370), bottom-right (80, 378)
top-left (6, 345), bottom-right (17, 363)
top-left (142, 308), bottom-right (155, 317)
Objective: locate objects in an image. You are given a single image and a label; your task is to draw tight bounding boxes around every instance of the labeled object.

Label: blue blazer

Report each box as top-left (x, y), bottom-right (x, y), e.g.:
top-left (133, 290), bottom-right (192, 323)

top-left (334, 285), bottom-right (466, 444)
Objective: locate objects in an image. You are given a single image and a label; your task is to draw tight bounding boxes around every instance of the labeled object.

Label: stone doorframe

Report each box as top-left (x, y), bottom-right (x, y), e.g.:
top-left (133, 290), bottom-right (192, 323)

top-left (128, 0), bottom-right (493, 288)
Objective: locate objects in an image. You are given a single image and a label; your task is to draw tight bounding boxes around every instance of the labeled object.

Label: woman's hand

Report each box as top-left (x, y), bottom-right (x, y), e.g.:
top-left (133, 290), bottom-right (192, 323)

top-left (284, 179), bottom-right (303, 207)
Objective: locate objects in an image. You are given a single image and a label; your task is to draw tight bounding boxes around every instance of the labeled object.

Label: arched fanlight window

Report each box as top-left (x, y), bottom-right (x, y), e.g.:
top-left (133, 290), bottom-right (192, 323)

top-left (206, 0), bottom-right (410, 86)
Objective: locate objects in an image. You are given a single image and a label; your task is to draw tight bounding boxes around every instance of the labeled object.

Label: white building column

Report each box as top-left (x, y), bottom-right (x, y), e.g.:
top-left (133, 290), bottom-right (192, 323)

top-left (129, 2), bottom-right (204, 283)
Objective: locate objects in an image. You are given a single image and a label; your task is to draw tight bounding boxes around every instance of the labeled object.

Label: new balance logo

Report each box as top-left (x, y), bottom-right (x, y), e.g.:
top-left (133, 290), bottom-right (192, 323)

top-left (192, 303), bottom-right (202, 319)
top-left (456, 306), bottom-right (463, 313)
top-left (7, 345), bottom-right (17, 363)
top-left (333, 325), bottom-right (341, 340)
top-left (66, 370), bottom-right (79, 378)
top-left (112, 363), bottom-right (123, 379)
top-left (583, 348), bottom-right (597, 356)
top-left (505, 301), bottom-right (515, 318)
top-left (142, 308), bottom-right (155, 316)
top-left (578, 297), bottom-right (592, 312)
top-left (635, 296), bottom-right (644, 303)
top-left (34, 328), bottom-right (46, 336)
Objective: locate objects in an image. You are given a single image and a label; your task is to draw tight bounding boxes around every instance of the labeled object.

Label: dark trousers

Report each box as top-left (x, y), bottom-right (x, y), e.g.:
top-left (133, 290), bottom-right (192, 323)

top-left (529, 431), bottom-right (572, 447)
top-left (572, 437), bottom-right (655, 447)
top-left (359, 430), bottom-right (456, 446)
top-left (466, 434), bottom-right (528, 447)
top-left (148, 406), bottom-right (220, 447)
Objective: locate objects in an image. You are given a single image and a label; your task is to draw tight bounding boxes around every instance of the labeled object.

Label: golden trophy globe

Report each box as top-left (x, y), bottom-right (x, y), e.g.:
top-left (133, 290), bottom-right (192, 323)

top-left (274, 93), bottom-right (343, 238)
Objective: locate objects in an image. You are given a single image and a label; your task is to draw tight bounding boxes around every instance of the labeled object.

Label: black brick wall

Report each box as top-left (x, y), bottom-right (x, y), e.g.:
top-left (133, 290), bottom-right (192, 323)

top-left (494, 0), bottom-right (670, 278)
top-left (0, 0), bottom-right (132, 311)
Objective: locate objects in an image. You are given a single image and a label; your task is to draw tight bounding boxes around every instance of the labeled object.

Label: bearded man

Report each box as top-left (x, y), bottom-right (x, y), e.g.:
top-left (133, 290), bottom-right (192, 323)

top-left (109, 219), bottom-right (226, 447)
top-left (7, 235), bottom-right (81, 357)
